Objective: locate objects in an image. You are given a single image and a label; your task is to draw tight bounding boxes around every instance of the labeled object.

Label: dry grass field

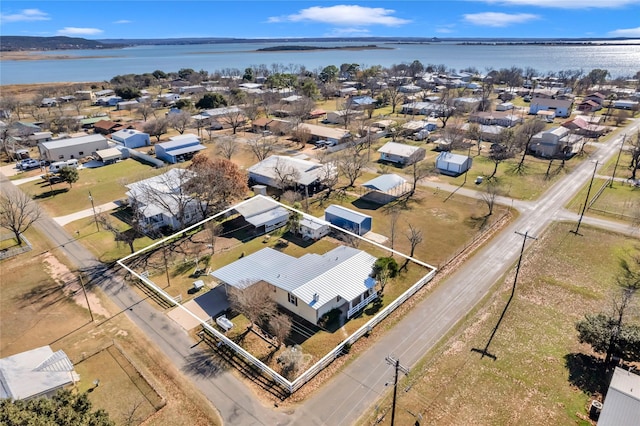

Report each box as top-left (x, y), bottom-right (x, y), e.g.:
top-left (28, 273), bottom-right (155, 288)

top-left (358, 222), bottom-right (640, 426)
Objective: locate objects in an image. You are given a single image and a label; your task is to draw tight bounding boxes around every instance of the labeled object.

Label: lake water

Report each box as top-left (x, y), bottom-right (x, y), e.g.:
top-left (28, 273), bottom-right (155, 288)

top-left (1, 40), bottom-right (639, 85)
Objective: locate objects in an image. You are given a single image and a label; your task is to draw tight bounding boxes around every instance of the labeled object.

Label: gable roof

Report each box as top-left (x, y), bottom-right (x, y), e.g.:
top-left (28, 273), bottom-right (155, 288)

top-left (0, 346), bottom-right (77, 400)
top-left (377, 141), bottom-right (424, 157)
top-left (362, 174), bottom-right (407, 193)
top-left (40, 134), bottom-right (107, 150)
top-left (210, 245), bottom-right (376, 309)
top-left (248, 155), bottom-right (334, 186)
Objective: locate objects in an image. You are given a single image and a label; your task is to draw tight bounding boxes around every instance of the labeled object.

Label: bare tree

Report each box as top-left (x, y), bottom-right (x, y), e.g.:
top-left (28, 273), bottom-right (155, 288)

top-left (215, 136), bottom-right (238, 160)
top-left (143, 118), bottom-right (169, 142)
top-left (630, 131), bottom-right (640, 181)
top-left (136, 101), bottom-right (155, 121)
top-left (488, 128), bottom-right (517, 179)
top-left (270, 313), bottom-right (292, 348)
top-left (0, 190), bottom-right (41, 245)
top-left (403, 224), bottom-right (424, 270)
top-left (514, 119), bottom-right (546, 172)
top-left (247, 137), bottom-right (276, 161)
top-left (97, 209), bottom-right (144, 254)
top-left (228, 281), bottom-right (277, 330)
top-left (336, 143), bottom-right (368, 188)
top-left (408, 161), bottom-right (434, 197)
top-left (273, 157), bottom-right (301, 192)
top-left (441, 119), bottom-right (467, 151)
top-left (385, 206), bottom-right (402, 252)
top-left (436, 87), bottom-right (457, 128)
top-left (480, 181), bottom-right (502, 216)
top-left (219, 107), bottom-right (246, 134)
top-left (204, 220), bottom-right (222, 257)
top-left (167, 110), bottom-right (192, 135)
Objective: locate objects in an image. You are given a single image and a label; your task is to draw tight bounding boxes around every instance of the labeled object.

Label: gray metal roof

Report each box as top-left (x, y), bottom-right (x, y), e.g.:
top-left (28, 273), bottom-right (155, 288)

top-left (362, 174), bottom-right (407, 193)
top-left (325, 204), bottom-right (371, 224)
top-left (436, 151), bottom-right (470, 166)
top-left (245, 206), bottom-right (289, 227)
top-left (0, 346), bottom-right (76, 400)
top-left (377, 141), bottom-right (424, 157)
top-left (163, 144), bottom-right (206, 156)
top-left (248, 155), bottom-right (334, 186)
top-left (210, 245), bottom-right (377, 310)
top-left (598, 367), bottom-right (640, 426)
top-left (40, 134), bottom-right (107, 150)
top-left (234, 196), bottom-right (281, 218)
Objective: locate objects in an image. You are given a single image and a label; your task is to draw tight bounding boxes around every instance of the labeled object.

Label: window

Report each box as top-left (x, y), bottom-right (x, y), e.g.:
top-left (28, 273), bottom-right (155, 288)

top-left (70, 155), bottom-right (75, 159)
top-left (288, 293), bottom-right (298, 306)
top-left (58, 155), bottom-right (64, 159)
top-left (78, 151), bottom-right (84, 156)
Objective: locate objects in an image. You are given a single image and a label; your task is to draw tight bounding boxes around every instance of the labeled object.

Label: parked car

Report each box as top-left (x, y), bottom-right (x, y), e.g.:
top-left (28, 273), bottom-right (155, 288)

top-left (18, 159), bottom-right (41, 170)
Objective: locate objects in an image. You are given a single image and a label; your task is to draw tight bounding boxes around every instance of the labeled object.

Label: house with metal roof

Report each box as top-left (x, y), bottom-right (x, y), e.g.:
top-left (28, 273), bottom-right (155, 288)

top-left (210, 245), bottom-right (378, 324)
top-left (324, 205), bottom-right (372, 236)
top-left (233, 196), bottom-right (290, 234)
top-left (435, 152), bottom-right (473, 176)
top-left (38, 134), bottom-right (109, 161)
top-left (125, 168), bottom-right (204, 232)
top-left (597, 367), bottom-right (640, 426)
top-left (377, 141), bottom-right (426, 166)
top-left (155, 134), bottom-right (206, 164)
top-left (247, 155), bottom-right (336, 192)
top-left (529, 98), bottom-right (573, 117)
top-left (0, 345), bottom-right (79, 400)
top-left (530, 127), bottom-right (582, 158)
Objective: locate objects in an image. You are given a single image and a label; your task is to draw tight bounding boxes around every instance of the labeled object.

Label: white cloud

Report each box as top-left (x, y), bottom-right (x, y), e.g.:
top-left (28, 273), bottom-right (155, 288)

top-left (609, 26), bottom-right (640, 37)
top-left (56, 27), bottom-right (104, 36)
top-left (0, 8), bottom-right (50, 23)
top-left (268, 5), bottom-right (410, 27)
top-left (436, 24), bottom-right (456, 34)
top-left (463, 12), bottom-right (539, 27)
top-left (113, 20), bottom-right (132, 24)
top-left (327, 28), bottom-right (371, 36)
top-left (481, 0), bottom-right (640, 8)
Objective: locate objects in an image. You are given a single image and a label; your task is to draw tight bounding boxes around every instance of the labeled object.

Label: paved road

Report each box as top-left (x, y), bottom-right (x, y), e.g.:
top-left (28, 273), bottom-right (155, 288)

top-left (2, 119), bottom-right (638, 426)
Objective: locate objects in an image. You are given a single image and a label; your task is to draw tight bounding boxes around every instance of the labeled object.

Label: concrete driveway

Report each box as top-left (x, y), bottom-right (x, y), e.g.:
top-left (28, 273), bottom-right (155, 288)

top-left (167, 285), bottom-right (230, 331)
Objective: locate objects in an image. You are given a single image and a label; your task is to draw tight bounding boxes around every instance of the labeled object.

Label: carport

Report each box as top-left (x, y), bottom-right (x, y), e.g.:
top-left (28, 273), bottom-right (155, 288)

top-left (361, 174), bottom-right (410, 204)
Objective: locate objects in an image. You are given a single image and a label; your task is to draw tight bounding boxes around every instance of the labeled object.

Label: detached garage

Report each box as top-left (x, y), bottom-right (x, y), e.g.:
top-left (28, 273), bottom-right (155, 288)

top-left (325, 205), bottom-right (372, 236)
top-left (435, 152), bottom-right (472, 176)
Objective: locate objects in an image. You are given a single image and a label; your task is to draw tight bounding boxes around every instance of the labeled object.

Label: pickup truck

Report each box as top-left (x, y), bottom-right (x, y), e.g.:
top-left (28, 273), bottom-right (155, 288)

top-left (18, 159), bottom-right (41, 170)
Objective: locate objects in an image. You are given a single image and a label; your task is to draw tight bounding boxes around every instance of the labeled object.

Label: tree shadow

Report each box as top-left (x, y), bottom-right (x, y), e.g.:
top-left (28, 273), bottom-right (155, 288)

top-left (564, 352), bottom-right (609, 396)
top-left (181, 350), bottom-right (228, 379)
top-left (33, 188), bottom-right (69, 199)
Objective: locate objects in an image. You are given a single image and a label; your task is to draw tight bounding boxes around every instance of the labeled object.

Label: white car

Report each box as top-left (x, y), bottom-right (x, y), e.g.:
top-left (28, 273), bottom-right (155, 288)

top-left (19, 159), bottom-right (41, 170)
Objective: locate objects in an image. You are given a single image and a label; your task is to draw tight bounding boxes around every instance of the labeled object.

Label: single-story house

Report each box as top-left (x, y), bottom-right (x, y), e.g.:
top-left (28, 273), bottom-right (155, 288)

top-left (325, 110), bottom-right (363, 125)
top-left (95, 96), bottom-right (123, 107)
top-left (40, 98), bottom-right (57, 108)
top-left (297, 123), bottom-right (351, 145)
top-left (361, 174), bottom-right (410, 203)
top-left (95, 147), bottom-right (122, 164)
top-left (10, 121), bottom-right (41, 136)
top-left (495, 102), bottom-right (514, 111)
top-left (80, 116), bottom-right (109, 129)
top-left (347, 96), bottom-right (376, 109)
top-left (74, 90), bottom-right (95, 101)
top-left (0, 345), bottom-right (79, 400)
top-left (26, 131), bottom-right (53, 146)
top-left (597, 367), bottom-right (640, 426)
top-left (125, 168), bottom-right (203, 232)
top-left (584, 92), bottom-right (606, 105)
top-left (251, 117), bottom-right (291, 135)
top-left (116, 100), bottom-right (139, 111)
top-left (529, 98), bottom-right (573, 117)
top-left (38, 134), bottom-right (109, 161)
top-left (461, 123), bottom-right (506, 143)
top-left (111, 129), bottom-right (151, 148)
top-left (399, 84), bottom-right (423, 93)
top-left (613, 99), bottom-right (639, 110)
top-left (435, 152), bottom-right (473, 176)
top-left (233, 196), bottom-right (290, 234)
top-left (325, 205), bottom-right (372, 236)
top-left (178, 85), bottom-right (206, 94)
top-left (530, 127), bottom-right (581, 158)
top-left (155, 134), bottom-right (206, 164)
top-left (210, 245), bottom-right (378, 325)
top-left (94, 89), bottom-right (115, 97)
top-left (377, 141), bottom-right (426, 166)
top-left (93, 120), bottom-right (127, 135)
top-left (562, 117), bottom-right (608, 138)
top-left (248, 155), bottom-right (336, 193)
top-left (577, 99), bottom-right (602, 112)
top-left (401, 102), bottom-right (441, 116)
top-left (299, 217), bottom-right (331, 241)
top-left (536, 110), bottom-right (557, 122)
top-left (468, 111), bottom-right (523, 127)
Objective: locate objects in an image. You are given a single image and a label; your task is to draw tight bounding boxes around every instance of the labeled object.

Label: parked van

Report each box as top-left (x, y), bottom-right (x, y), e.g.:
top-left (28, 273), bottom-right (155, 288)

top-left (49, 159), bottom-right (79, 173)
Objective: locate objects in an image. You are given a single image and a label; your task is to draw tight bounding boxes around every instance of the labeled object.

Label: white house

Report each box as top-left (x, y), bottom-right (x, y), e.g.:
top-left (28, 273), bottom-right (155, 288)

top-left (125, 168), bottom-right (204, 232)
top-left (111, 129), bottom-right (151, 149)
top-left (377, 141), bottom-right (426, 166)
top-left (613, 99), bottom-right (639, 110)
top-left (233, 196), bottom-right (290, 234)
top-left (210, 245), bottom-right (378, 325)
top-left (299, 217), bottom-right (331, 241)
top-left (325, 110), bottom-right (363, 125)
top-left (248, 155), bottom-right (336, 193)
top-left (38, 134), bottom-right (109, 161)
top-left (0, 345), bottom-right (79, 400)
top-left (529, 98), bottom-right (573, 117)
top-left (530, 127), bottom-right (581, 158)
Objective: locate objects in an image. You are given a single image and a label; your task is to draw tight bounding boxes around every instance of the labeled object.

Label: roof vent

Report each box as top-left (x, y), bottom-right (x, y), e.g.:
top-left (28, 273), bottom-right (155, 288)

top-left (313, 293), bottom-right (319, 302)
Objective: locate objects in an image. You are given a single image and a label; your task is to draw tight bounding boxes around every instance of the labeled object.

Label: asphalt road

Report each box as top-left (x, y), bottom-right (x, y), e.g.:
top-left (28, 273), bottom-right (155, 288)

top-left (2, 118), bottom-right (638, 426)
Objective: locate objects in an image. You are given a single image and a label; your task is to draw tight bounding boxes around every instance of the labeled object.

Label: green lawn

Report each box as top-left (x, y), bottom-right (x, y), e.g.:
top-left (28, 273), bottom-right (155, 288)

top-left (566, 177), bottom-right (640, 222)
top-left (359, 222), bottom-right (638, 426)
top-left (19, 159), bottom-right (166, 217)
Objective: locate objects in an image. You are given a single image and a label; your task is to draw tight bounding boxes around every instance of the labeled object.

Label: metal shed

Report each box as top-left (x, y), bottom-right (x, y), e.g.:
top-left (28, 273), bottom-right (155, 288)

top-left (435, 152), bottom-right (472, 176)
top-left (324, 205), bottom-right (372, 236)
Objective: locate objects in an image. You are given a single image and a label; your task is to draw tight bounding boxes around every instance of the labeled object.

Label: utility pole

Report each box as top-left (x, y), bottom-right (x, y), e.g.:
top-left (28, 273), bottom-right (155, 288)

top-left (88, 191), bottom-right (99, 232)
top-left (473, 230), bottom-right (536, 359)
top-left (385, 355), bottom-right (409, 426)
top-left (162, 239), bottom-right (171, 287)
top-left (572, 160), bottom-right (599, 236)
top-left (610, 134), bottom-right (626, 188)
top-left (78, 273), bottom-right (94, 322)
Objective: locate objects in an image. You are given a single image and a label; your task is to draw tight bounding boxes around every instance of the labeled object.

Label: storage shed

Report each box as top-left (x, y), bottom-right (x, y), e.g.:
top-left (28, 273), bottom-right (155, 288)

top-left (377, 141), bottom-right (426, 166)
top-left (95, 147), bottom-right (122, 164)
top-left (325, 205), bottom-right (372, 236)
top-left (234, 196), bottom-right (290, 234)
top-left (299, 217), bottom-right (331, 241)
top-left (435, 152), bottom-right (472, 176)
top-left (111, 129), bottom-right (150, 148)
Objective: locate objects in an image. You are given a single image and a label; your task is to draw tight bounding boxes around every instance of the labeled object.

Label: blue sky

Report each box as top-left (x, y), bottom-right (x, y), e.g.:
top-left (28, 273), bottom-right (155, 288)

top-left (1, 1), bottom-right (640, 40)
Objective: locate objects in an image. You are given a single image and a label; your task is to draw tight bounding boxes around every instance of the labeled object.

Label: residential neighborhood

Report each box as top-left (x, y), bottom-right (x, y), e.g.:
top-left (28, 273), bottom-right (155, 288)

top-left (1, 50), bottom-right (639, 426)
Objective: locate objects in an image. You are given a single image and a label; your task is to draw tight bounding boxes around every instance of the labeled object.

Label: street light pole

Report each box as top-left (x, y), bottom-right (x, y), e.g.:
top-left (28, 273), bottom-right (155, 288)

top-left (573, 160), bottom-right (599, 236)
top-left (88, 191), bottom-right (99, 232)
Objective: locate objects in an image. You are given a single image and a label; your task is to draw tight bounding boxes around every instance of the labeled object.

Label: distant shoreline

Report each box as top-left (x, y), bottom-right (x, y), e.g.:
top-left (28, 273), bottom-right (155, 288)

top-left (0, 51), bottom-right (119, 61)
top-left (254, 44), bottom-right (393, 52)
